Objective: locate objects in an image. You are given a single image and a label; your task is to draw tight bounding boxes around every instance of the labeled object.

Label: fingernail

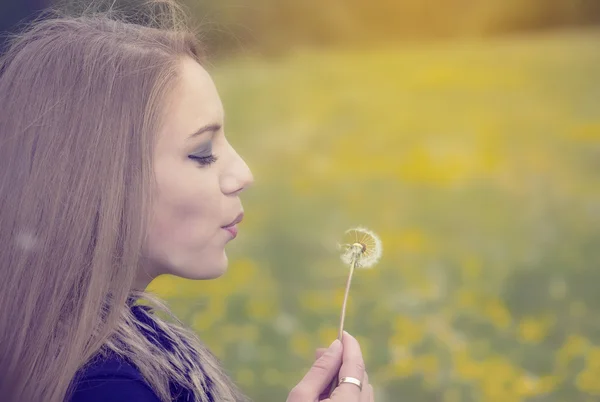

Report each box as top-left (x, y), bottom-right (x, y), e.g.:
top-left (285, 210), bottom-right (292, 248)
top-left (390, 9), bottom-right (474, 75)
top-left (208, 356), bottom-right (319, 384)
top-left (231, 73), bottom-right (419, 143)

top-left (329, 339), bottom-right (341, 351)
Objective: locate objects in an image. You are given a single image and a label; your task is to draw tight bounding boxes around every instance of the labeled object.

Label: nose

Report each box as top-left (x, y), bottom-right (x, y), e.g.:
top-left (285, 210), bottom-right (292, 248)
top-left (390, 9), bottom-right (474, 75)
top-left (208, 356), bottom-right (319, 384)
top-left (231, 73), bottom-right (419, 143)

top-left (221, 146), bottom-right (254, 196)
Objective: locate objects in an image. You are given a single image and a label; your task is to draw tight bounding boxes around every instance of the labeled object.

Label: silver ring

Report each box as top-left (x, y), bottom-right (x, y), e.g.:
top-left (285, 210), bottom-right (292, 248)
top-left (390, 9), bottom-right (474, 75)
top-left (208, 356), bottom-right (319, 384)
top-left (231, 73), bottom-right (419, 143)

top-left (338, 376), bottom-right (362, 391)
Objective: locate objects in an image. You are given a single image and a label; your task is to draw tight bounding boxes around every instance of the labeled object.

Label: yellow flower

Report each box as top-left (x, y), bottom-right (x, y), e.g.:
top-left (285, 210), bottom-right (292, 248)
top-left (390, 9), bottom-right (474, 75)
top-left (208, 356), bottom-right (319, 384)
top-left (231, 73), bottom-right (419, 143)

top-left (290, 332), bottom-right (313, 357)
top-left (236, 368), bottom-right (255, 387)
top-left (517, 316), bottom-right (552, 343)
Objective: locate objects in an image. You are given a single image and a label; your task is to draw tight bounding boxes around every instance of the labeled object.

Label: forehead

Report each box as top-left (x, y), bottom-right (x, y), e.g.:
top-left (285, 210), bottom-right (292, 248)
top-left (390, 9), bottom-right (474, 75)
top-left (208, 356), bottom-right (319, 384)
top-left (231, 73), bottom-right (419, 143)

top-left (177, 58), bottom-right (223, 118)
top-left (157, 58), bottom-right (224, 146)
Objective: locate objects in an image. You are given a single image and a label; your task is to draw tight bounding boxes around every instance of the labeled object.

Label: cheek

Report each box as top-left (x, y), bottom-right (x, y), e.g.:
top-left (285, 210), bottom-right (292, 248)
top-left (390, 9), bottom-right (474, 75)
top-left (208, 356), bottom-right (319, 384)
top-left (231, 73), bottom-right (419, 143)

top-left (150, 165), bottom-right (221, 241)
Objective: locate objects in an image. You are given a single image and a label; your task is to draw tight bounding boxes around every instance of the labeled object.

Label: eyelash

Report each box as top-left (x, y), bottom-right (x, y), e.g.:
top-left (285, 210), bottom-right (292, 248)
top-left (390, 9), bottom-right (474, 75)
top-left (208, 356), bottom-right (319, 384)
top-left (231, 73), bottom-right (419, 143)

top-left (189, 154), bottom-right (218, 167)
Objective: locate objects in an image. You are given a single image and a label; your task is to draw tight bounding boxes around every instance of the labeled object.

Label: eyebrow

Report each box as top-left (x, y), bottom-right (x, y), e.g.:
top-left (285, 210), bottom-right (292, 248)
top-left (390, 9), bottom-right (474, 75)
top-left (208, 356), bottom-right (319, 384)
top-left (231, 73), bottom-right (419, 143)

top-left (187, 123), bottom-right (222, 140)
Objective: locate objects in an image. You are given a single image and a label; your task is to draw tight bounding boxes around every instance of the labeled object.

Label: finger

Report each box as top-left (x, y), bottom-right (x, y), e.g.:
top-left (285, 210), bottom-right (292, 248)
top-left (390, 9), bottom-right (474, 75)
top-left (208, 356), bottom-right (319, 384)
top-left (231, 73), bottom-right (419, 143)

top-left (360, 371), bottom-right (370, 402)
top-left (315, 348), bottom-right (327, 360)
top-left (287, 339), bottom-right (343, 402)
top-left (315, 351), bottom-right (333, 400)
top-left (330, 331), bottom-right (364, 401)
top-left (315, 347), bottom-right (330, 399)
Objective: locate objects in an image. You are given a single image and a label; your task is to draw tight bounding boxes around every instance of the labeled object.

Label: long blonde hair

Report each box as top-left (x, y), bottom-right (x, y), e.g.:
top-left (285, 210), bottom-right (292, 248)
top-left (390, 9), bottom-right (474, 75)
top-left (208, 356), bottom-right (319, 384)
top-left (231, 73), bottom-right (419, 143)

top-left (0, 2), bottom-right (247, 401)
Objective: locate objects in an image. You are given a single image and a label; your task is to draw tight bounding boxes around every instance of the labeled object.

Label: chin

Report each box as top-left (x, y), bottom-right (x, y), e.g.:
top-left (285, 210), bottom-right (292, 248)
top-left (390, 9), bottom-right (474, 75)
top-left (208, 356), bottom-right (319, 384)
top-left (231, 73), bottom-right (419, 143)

top-left (179, 253), bottom-right (229, 280)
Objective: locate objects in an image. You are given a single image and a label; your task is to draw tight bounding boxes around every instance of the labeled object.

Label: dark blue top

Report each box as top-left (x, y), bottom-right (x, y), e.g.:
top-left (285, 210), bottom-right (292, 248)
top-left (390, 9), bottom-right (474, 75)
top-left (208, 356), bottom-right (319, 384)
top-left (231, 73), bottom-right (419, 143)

top-left (68, 303), bottom-right (212, 402)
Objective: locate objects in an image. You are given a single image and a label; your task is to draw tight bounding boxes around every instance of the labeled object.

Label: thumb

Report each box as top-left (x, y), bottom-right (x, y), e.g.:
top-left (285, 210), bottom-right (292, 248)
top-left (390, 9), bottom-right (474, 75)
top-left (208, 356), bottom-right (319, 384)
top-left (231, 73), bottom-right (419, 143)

top-left (287, 339), bottom-right (343, 401)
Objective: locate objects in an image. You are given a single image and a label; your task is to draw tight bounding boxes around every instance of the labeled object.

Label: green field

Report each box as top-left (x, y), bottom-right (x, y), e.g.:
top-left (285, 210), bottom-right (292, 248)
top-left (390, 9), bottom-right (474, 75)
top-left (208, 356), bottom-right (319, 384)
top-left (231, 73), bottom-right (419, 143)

top-left (148, 29), bottom-right (600, 401)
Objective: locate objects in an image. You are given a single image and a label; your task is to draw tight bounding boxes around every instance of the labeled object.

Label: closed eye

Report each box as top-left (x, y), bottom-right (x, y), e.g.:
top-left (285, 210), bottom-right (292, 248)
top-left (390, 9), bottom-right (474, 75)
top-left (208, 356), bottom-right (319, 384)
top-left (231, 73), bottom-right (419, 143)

top-left (188, 154), bottom-right (218, 167)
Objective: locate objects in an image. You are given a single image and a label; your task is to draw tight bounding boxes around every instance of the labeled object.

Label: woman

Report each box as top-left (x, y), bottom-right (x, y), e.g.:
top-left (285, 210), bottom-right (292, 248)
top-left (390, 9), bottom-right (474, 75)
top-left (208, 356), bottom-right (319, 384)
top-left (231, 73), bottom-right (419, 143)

top-left (0, 2), bottom-right (374, 402)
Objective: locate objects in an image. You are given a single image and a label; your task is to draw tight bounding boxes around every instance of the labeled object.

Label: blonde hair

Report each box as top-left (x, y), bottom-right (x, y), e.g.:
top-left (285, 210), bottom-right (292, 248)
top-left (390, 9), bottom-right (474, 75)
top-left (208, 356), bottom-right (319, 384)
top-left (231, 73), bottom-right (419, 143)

top-left (0, 2), bottom-right (247, 401)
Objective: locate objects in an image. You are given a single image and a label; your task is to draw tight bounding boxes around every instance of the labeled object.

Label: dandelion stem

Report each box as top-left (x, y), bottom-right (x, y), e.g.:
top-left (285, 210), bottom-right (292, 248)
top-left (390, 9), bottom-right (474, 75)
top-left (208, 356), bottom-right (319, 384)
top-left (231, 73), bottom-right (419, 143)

top-left (337, 254), bottom-right (357, 341)
top-left (328, 246), bottom-right (360, 397)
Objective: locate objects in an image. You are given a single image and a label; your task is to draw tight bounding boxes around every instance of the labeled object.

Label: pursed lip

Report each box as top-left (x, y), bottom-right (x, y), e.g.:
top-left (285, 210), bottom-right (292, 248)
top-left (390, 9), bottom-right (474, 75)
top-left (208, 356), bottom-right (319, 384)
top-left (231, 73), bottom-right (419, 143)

top-left (222, 212), bottom-right (244, 228)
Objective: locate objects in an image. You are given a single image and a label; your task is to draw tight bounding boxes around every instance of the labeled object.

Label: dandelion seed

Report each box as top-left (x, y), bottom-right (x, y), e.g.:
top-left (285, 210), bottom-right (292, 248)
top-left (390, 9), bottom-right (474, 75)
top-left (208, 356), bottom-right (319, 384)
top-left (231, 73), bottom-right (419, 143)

top-left (15, 230), bottom-right (38, 252)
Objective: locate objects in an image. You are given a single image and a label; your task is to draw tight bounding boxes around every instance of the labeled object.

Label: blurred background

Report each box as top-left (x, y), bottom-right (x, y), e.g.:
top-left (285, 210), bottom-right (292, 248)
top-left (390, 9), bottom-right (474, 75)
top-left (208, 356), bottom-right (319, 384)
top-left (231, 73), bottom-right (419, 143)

top-left (4, 1), bottom-right (600, 401)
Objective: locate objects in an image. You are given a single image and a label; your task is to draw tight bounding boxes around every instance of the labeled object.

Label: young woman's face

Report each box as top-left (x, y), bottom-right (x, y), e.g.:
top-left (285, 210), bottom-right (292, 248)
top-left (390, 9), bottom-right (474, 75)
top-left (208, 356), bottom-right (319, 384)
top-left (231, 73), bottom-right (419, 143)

top-left (136, 58), bottom-right (254, 289)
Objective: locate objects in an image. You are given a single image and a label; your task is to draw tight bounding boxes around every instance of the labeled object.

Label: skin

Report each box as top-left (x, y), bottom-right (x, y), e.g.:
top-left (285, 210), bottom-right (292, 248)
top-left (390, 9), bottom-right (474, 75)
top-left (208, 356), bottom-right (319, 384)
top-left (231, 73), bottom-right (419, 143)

top-left (135, 57), bottom-right (254, 290)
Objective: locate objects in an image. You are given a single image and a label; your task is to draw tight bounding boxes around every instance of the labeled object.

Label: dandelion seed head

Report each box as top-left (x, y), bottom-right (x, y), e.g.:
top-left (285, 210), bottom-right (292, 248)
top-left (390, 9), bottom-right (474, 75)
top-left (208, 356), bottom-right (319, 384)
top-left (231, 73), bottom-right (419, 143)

top-left (339, 226), bottom-right (382, 268)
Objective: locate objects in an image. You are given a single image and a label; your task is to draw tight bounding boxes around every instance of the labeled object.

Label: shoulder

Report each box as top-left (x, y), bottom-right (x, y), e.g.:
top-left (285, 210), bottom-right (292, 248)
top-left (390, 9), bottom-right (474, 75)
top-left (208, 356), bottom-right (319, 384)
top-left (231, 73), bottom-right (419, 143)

top-left (69, 352), bottom-right (161, 402)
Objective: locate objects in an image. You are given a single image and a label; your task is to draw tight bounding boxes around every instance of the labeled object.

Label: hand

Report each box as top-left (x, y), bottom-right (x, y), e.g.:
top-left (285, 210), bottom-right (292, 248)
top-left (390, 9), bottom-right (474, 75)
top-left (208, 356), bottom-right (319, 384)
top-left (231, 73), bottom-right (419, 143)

top-left (286, 331), bottom-right (374, 402)
top-left (314, 344), bottom-right (374, 402)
